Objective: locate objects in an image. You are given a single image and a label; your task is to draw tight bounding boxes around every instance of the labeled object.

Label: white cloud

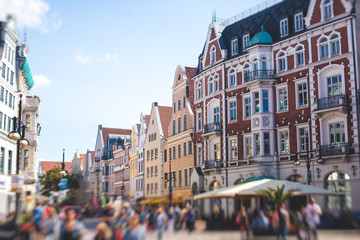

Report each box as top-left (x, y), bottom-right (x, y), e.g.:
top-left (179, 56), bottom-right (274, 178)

top-left (99, 53), bottom-right (119, 65)
top-left (75, 53), bottom-right (91, 64)
top-left (0, 0), bottom-right (62, 32)
top-left (32, 74), bottom-right (52, 90)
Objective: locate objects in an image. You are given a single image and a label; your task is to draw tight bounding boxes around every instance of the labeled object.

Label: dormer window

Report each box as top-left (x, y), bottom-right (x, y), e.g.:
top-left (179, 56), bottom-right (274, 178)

top-left (243, 34), bottom-right (250, 51)
top-left (323, 0), bottom-right (333, 20)
top-left (210, 46), bottom-right (216, 64)
top-left (294, 12), bottom-right (303, 32)
top-left (231, 39), bottom-right (238, 56)
top-left (280, 18), bottom-right (288, 37)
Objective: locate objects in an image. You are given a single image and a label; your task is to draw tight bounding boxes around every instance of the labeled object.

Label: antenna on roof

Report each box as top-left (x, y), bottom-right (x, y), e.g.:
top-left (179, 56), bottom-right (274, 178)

top-left (212, 9), bottom-right (216, 23)
top-left (23, 27), bottom-right (27, 43)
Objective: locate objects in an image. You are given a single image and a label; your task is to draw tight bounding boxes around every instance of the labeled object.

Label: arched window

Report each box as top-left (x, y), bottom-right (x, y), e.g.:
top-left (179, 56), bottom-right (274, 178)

top-left (326, 171), bottom-right (351, 210)
top-left (229, 68), bottom-right (236, 87)
top-left (261, 57), bottom-right (267, 71)
top-left (208, 77), bottom-right (214, 94)
top-left (196, 82), bottom-right (202, 100)
top-left (214, 74), bottom-right (219, 92)
top-left (243, 64), bottom-right (250, 83)
top-left (210, 46), bottom-right (216, 64)
top-left (330, 34), bottom-right (340, 56)
top-left (319, 37), bottom-right (329, 60)
top-left (323, 0), bottom-right (333, 20)
top-left (277, 52), bottom-right (286, 72)
top-left (295, 46), bottom-right (305, 67)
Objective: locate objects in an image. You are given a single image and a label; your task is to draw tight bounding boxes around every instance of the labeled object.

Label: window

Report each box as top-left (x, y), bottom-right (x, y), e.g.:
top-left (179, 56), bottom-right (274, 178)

top-left (243, 64), bottom-right (250, 83)
top-left (210, 46), bottom-right (216, 64)
top-left (330, 34), bottom-right (340, 56)
top-left (254, 92), bottom-right (260, 113)
top-left (188, 141), bottom-right (192, 155)
top-left (4, 44), bottom-right (7, 59)
top-left (173, 146), bottom-right (176, 159)
top-left (214, 106), bottom-right (220, 123)
top-left (280, 18), bottom-right (288, 37)
top-left (155, 148), bottom-right (158, 159)
top-left (184, 169), bottom-right (188, 186)
top-left (10, 71), bottom-right (14, 85)
top-left (178, 144), bottom-right (181, 158)
top-left (295, 46), bottom-right (305, 67)
top-left (1, 63), bottom-right (5, 77)
top-left (244, 97), bottom-right (251, 118)
top-left (172, 171), bottom-right (176, 187)
top-left (261, 57), bottom-right (267, 71)
top-left (183, 97), bottom-right (185, 108)
top-left (299, 127), bottom-right (309, 152)
top-left (264, 133), bottom-right (270, 155)
top-left (155, 183), bottom-right (158, 194)
top-left (5, 91), bottom-right (7, 105)
top-left (295, 13), bottom-right (303, 32)
top-left (189, 168), bottom-right (192, 183)
top-left (278, 88), bottom-right (288, 111)
top-left (0, 87), bottom-right (4, 102)
top-left (323, 0), bottom-right (333, 20)
top-left (178, 100), bottom-right (181, 111)
top-left (6, 67), bottom-right (9, 81)
top-left (197, 112), bottom-right (202, 131)
top-left (0, 148), bottom-right (4, 173)
top-left (151, 167), bottom-right (154, 177)
top-left (297, 82), bottom-right (308, 107)
top-left (229, 100), bottom-right (237, 121)
top-left (229, 69), bottom-right (236, 87)
top-left (0, 112), bottom-right (2, 129)
top-left (263, 90), bottom-right (269, 112)
top-left (208, 77), bottom-right (214, 94)
top-left (328, 75), bottom-right (342, 97)
top-left (278, 52), bottom-right (286, 72)
top-left (169, 148), bottom-right (172, 160)
top-left (279, 130), bottom-right (289, 154)
top-left (326, 171), bottom-right (351, 210)
top-left (8, 93), bottom-right (12, 108)
top-left (255, 134), bottom-right (260, 156)
top-left (214, 143), bottom-right (220, 160)
top-left (214, 75), bottom-right (219, 92)
top-left (151, 183), bottom-right (153, 194)
top-left (183, 142), bottom-right (187, 156)
top-left (7, 150), bottom-right (12, 174)
top-left (7, 117), bottom-right (10, 132)
top-left (178, 117), bottom-right (181, 133)
top-left (196, 82), bottom-right (202, 100)
top-left (164, 173), bottom-right (168, 188)
top-left (147, 184), bottom-right (149, 194)
top-left (155, 166), bottom-right (158, 176)
top-left (229, 139), bottom-right (238, 161)
top-left (183, 115), bottom-right (187, 131)
top-left (172, 120), bottom-right (175, 135)
top-left (231, 39), bottom-right (238, 55)
top-left (243, 34), bottom-right (250, 50)
top-left (244, 136), bottom-right (252, 159)
top-left (319, 38), bottom-right (329, 59)
top-left (178, 170), bottom-right (182, 187)
top-left (23, 149), bottom-right (29, 170)
top-left (330, 122), bottom-right (345, 146)
top-left (147, 168), bottom-right (149, 178)
top-left (173, 103), bottom-right (175, 112)
top-left (197, 146), bottom-right (202, 165)
top-left (147, 151), bottom-right (149, 161)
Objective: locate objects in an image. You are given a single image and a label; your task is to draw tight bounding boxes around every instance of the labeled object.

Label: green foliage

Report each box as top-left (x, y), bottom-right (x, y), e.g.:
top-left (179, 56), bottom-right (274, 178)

top-left (39, 167), bottom-right (79, 196)
top-left (256, 184), bottom-right (297, 207)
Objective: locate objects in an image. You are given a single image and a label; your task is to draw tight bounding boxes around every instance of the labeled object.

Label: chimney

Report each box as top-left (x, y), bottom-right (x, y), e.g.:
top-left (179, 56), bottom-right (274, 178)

top-left (153, 102), bottom-right (158, 107)
top-left (98, 124), bottom-right (102, 130)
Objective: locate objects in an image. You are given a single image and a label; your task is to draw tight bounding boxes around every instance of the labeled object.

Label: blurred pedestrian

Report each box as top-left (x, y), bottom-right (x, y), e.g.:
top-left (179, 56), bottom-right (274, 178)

top-left (236, 207), bottom-right (249, 240)
top-left (155, 207), bottom-right (167, 240)
top-left (251, 210), bottom-right (269, 234)
top-left (185, 205), bottom-right (196, 233)
top-left (94, 222), bottom-right (112, 240)
top-left (40, 207), bottom-right (57, 240)
top-left (59, 208), bottom-right (86, 240)
top-left (32, 201), bottom-right (45, 231)
top-left (305, 197), bottom-right (322, 240)
top-left (166, 206), bottom-right (175, 233)
top-left (123, 214), bottom-right (145, 240)
top-left (272, 203), bottom-right (290, 240)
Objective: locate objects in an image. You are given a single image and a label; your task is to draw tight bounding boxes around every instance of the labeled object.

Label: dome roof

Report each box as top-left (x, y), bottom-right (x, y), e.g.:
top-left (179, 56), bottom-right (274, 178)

top-left (249, 26), bottom-right (272, 47)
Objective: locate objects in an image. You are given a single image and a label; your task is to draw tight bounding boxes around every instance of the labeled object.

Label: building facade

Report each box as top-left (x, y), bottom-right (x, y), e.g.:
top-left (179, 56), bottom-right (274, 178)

top-left (163, 65), bottom-right (196, 202)
top-left (191, 0), bottom-right (360, 213)
top-left (129, 124), bottom-right (140, 203)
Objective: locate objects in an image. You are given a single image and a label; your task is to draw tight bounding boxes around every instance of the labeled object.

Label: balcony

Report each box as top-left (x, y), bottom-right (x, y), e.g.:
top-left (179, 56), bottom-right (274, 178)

top-left (227, 159), bottom-right (259, 167)
top-left (203, 122), bottom-right (221, 137)
top-left (204, 160), bottom-right (222, 169)
top-left (320, 143), bottom-right (349, 157)
top-left (244, 70), bottom-right (275, 83)
top-left (315, 95), bottom-right (347, 116)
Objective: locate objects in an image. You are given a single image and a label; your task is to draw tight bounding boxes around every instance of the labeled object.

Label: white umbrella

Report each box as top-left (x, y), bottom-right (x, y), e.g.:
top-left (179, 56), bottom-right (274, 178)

top-left (194, 179), bottom-right (337, 200)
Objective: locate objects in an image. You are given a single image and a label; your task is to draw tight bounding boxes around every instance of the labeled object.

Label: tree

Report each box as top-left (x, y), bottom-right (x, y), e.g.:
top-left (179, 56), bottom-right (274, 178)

top-left (256, 184), bottom-right (297, 207)
top-left (39, 167), bottom-right (79, 196)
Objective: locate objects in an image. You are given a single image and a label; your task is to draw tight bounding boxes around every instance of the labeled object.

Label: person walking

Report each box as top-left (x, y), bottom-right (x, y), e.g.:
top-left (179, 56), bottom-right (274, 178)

top-left (166, 206), bottom-right (175, 233)
top-left (185, 205), bottom-right (196, 233)
top-left (123, 214), bottom-right (145, 240)
top-left (155, 207), bottom-right (167, 240)
top-left (305, 197), bottom-right (322, 240)
top-left (236, 207), bottom-right (249, 240)
top-left (59, 208), bottom-right (86, 240)
top-left (272, 203), bottom-right (290, 240)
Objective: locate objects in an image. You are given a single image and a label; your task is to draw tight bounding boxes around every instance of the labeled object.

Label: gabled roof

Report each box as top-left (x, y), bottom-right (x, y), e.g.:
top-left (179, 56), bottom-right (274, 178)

top-left (157, 106), bottom-right (172, 140)
top-left (145, 115), bottom-right (150, 128)
top-left (102, 127), bottom-right (131, 146)
top-left (185, 67), bottom-right (197, 81)
top-left (90, 151), bottom-right (95, 166)
top-left (80, 154), bottom-right (86, 170)
top-left (40, 161), bottom-right (72, 174)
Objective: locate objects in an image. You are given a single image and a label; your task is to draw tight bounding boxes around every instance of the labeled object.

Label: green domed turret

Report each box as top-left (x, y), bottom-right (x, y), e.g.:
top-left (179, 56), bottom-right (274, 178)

top-left (248, 26), bottom-right (272, 47)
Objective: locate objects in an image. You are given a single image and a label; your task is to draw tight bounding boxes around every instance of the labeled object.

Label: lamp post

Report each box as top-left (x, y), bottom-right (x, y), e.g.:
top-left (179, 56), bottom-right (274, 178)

top-left (7, 94), bottom-right (29, 218)
top-left (164, 158), bottom-right (175, 206)
top-left (60, 149), bottom-right (67, 177)
top-left (293, 133), bottom-right (324, 185)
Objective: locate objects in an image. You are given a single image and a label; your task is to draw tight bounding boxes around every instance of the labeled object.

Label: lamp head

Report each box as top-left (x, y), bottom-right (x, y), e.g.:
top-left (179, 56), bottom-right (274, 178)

top-left (293, 160), bottom-right (300, 166)
top-left (20, 138), bottom-right (29, 147)
top-left (317, 158), bottom-right (324, 164)
top-left (8, 131), bottom-right (21, 140)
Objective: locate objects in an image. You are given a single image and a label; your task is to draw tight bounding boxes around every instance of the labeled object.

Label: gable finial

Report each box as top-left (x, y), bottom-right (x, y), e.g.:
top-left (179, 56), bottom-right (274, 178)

top-left (261, 26), bottom-right (264, 31)
top-left (212, 9), bottom-right (216, 23)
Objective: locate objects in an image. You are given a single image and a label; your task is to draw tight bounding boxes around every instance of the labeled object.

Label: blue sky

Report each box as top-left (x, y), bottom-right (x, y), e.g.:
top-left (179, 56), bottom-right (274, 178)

top-left (1, 0), bottom-right (266, 162)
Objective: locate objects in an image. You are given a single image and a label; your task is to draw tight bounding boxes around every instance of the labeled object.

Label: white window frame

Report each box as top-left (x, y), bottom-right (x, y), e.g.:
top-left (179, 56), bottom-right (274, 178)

top-left (296, 125), bottom-right (309, 152)
top-left (243, 34), bottom-right (250, 51)
top-left (318, 37), bottom-right (329, 60)
top-left (278, 128), bottom-right (290, 155)
top-left (196, 111), bottom-right (202, 132)
top-left (243, 135), bottom-right (252, 159)
top-left (228, 68), bottom-right (237, 87)
top-left (228, 98), bottom-right (237, 122)
top-left (280, 18), bottom-right (289, 37)
top-left (196, 144), bottom-right (202, 165)
top-left (208, 76), bottom-right (214, 95)
top-left (277, 51), bottom-right (287, 72)
top-left (243, 94), bottom-right (251, 119)
top-left (196, 81), bottom-right (202, 101)
top-left (295, 79), bottom-right (308, 108)
top-left (214, 74), bottom-right (219, 92)
top-left (330, 33), bottom-right (341, 57)
top-left (228, 137), bottom-right (238, 161)
top-left (276, 85), bottom-right (288, 112)
top-left (295, 45), bottom-right (305, 67)
top-left (231, 39), bottom-right (238, 56)
top-left (210, 46), bottom-right (216, 64)
top-left (322, 0), bottom-right (333, 21)
top-left (242, 63), bottom-right (250, 83)
top-left (294, 12), bottom-right (303, 32)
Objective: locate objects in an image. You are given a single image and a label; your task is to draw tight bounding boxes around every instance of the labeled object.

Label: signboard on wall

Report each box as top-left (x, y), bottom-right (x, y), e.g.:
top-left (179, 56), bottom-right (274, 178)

top-left (11, 174), bottom-right (23, 192)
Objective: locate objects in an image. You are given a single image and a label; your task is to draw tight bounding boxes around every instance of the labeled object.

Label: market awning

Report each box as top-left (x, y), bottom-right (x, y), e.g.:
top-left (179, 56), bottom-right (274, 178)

top-left (20, 59), bottom-right (34, 90)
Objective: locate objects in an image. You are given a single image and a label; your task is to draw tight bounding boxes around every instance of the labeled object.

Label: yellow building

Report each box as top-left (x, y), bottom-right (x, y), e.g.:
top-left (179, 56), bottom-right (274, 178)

top-left (129, 124), bottom-right (140, 203)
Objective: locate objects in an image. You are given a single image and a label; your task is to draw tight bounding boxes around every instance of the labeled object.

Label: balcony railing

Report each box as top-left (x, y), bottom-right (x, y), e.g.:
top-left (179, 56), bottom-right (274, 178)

top-left (203, 122), bottom-right (221, 134)
top-left (227, 159), bottom-right (259, 167)
top-left (320, 143), bottom-right (349, 156)
top-left (317, 94), bottom-right (347, 110)
top-left (204, 160), bottom-right (222, 169)
top-left (244, 70), bottom-right (275, 83)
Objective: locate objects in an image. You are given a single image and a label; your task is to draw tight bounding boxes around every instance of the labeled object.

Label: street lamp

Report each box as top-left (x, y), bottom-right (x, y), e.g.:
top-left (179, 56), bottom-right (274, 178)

top-left (164, 158), bottom-right (176, 206)
top-left (60, 149), bottom-right (67, 177)
top-left (7, 94), bottom-right (29, 219)
top-left (293, 133), bottom-right (323, 185)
